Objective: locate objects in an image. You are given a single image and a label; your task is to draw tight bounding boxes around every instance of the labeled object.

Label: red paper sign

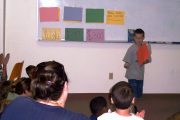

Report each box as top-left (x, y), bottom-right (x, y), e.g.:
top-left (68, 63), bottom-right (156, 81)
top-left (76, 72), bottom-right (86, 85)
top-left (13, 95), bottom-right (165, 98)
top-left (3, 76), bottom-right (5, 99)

top-left (40, 7), bottom-right (59, 22)
top-left (136, 43), bottom-right (150, 66)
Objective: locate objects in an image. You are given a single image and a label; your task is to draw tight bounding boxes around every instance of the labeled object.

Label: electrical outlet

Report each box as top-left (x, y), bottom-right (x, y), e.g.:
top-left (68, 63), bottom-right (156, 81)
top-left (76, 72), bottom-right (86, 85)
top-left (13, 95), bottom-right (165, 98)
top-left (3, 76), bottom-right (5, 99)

top-left (109, 73), bottom-right (113, 79)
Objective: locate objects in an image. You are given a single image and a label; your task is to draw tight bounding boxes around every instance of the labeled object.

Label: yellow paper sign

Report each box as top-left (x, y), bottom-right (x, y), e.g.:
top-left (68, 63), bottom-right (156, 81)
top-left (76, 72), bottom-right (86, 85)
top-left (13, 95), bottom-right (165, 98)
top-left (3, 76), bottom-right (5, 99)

top-left (106, 10), bottom-right (125, 25)
top-left (42, 28), bottom-right (61, 41)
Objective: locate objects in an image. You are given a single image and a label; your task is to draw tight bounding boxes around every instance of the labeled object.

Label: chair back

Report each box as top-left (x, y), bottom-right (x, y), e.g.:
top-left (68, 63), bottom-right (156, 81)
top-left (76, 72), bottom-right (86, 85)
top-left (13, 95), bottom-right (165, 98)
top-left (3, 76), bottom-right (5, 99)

top-left (9, 61), bottom-right (24, 83)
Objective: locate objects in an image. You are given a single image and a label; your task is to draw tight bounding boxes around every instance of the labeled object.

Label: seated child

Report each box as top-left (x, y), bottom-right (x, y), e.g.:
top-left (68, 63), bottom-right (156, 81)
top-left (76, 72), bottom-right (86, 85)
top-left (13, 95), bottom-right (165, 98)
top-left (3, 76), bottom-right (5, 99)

top-left (167, 112), bottom-right (180, 120)
top-left (90, 96), bottom-right (108, 120)
top-left (98, 81), bottom-right (144, 120)
top-left (0, 80), bottom-right (18, 101)
top-left (15, 77), bottom-right (32, 98)
top-left (26, 65), bottom-right (36, 80)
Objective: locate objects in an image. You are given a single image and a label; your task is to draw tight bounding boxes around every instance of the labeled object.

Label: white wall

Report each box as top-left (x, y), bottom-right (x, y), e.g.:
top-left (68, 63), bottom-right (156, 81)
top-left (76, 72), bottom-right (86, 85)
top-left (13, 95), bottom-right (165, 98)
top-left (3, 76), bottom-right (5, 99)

top-left (5, 0), bottom-right (180, 93)
top-left (0, 0), bottom-right (3, 53)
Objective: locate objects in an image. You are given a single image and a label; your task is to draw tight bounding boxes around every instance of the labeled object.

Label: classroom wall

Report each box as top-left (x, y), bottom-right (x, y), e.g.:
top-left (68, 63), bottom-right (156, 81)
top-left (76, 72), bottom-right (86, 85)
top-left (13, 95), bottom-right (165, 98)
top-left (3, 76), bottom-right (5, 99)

top-left (4, 0), bottom-right (180, 93)
top-left (0, 0), bottom-right (3, 53)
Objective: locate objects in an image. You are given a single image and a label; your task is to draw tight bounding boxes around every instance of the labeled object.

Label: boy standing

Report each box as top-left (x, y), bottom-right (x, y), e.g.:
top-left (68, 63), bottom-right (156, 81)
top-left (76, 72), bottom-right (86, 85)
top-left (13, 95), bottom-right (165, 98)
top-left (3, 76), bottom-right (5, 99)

top-left (123, 28), bottom-right (151, 98)
top-left (98, 81), bottom-right (143, 120)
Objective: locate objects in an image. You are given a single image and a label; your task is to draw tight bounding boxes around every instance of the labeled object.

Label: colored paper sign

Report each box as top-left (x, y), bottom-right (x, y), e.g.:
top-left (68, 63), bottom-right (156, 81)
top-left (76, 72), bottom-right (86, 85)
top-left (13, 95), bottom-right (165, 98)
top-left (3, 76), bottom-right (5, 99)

top-left (64, 6), bottom-right (83, 22)
top-left (86, 29), bottom-right (104, 42)
top-left (40, 7), bottom-right (60, 22)
top-left (65, 28), bottom-right (84, 41)
top-left (42, 28), bottom-right (61, 41)
top-left (106, 10), bottom-right (125, 25)
top-left (136, 43), bottom-right (151, 66)
top-left (86, 9), bottom-right (104, 23)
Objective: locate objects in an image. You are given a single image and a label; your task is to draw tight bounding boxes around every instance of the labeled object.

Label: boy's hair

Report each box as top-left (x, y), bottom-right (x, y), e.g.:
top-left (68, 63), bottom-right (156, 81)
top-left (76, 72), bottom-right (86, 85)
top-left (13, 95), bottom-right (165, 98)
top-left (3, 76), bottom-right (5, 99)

top-left (15, 77), bottom-right (31, 95)
top-left (90, 96), bottom-right (107, 115)
top-left (110, 81), bottom-right (134, 110)
top-left (26, 65), bottom-right (36, 76)
top-left (134, 28), bottom-right (145, 37)
top-left (0, 81), bottom-right (14, 101)
top-left (26, 65), bottom-right (37, 79)
top-left (167, 112), bottom-right (180, 120)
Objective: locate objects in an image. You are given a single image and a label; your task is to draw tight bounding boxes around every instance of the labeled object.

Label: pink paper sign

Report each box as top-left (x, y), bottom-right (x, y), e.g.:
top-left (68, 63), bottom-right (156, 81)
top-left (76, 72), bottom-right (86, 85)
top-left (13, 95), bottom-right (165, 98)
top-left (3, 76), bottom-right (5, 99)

top-left (86, 29), bottom-right (104, 42)
top-left (40, 7), bottom-right (59, 22)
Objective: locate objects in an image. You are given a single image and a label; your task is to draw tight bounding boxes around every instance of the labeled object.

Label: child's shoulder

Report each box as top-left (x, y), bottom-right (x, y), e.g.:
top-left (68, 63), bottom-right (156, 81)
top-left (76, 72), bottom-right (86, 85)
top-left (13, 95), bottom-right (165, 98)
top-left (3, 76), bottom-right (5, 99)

top-left (126, 43), bottom-right (138, 53)
top-left (130, 43), bottom-right (138, 49)
top-left (98, 112), bottom-right (143, 120)
top-left (98, 112), bottom-right (119, 120)
top-left (98, 112), bottom-right (115, 120)
top-left (130, 113), bottom-right (144, 120)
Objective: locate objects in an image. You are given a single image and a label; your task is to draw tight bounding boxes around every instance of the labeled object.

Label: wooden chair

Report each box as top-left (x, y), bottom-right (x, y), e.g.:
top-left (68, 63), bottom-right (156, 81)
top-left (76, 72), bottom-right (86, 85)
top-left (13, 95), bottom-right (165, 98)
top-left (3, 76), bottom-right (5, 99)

top-left (9, 61), bottom-right (24, 84)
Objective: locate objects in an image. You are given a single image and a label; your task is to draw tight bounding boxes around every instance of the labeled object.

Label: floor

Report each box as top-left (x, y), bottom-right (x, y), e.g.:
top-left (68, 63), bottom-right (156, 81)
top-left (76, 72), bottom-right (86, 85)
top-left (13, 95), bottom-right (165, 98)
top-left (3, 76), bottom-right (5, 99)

top-left (65, 94), bottom-right (180, 120)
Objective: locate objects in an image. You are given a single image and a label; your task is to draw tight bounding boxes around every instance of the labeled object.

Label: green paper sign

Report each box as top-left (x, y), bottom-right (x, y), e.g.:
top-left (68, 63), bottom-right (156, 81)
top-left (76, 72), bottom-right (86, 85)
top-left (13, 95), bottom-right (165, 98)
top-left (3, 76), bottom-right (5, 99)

top-left (65, 28), bottom-right (84, 41)
top-left (86, 9), bottom-right (104, 23)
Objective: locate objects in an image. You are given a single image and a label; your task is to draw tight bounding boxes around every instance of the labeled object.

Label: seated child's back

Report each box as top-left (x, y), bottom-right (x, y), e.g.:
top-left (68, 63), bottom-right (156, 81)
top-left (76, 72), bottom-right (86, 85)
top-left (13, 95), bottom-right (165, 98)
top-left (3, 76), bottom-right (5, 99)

top-left (98, 81), bottom-right (143, 120)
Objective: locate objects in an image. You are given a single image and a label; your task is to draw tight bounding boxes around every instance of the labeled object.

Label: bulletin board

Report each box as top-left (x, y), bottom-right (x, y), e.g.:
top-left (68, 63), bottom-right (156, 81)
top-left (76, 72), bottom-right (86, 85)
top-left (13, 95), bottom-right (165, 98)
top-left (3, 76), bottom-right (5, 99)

top-left (37, 0), bottom-right (180, 43)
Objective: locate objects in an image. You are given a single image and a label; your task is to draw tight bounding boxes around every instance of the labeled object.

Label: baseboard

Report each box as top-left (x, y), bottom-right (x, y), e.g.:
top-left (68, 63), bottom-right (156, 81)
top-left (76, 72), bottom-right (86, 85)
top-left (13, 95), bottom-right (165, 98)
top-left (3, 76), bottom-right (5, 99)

top-left (141, 93), bottom-right (180, 98)
top-left (67, 93), bottom-right (180, 99)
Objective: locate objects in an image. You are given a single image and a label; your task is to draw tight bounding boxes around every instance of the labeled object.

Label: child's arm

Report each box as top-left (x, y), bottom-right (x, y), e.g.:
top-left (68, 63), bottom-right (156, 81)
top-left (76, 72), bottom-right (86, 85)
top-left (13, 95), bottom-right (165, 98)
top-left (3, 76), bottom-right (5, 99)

top-left (124, 62), bottom-right (130, 69)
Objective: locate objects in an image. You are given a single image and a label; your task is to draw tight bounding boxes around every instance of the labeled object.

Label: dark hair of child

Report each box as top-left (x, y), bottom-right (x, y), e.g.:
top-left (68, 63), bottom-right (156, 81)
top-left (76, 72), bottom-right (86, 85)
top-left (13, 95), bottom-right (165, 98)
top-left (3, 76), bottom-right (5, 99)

top-left (134, 28), bottom-right (145, 37)
top-left (110, 81), bottom-right (134, 110)
top-left (167, 112), bottom-right (180, 120)
top-left (90, 96), bottom-right (107, 115)
top-left (26, 65), bottom-right (37, 79)
top-left (0, 81), bottom-right (14, 101)
top-left (15, 77), bottom-right (31, 95)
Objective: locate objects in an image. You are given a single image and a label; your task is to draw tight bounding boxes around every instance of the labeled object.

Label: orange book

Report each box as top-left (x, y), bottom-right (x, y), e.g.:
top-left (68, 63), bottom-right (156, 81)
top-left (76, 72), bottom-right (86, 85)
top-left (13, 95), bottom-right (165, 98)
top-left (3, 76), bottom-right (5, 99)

top-left (136, 43), bottom-right (150, 66)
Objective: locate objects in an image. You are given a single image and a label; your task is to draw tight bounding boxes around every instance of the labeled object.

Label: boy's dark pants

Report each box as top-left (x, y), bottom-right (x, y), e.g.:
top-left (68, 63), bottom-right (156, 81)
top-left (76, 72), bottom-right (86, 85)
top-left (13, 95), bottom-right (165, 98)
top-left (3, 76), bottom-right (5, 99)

top-left (128, 79), bottom-right (143, 98)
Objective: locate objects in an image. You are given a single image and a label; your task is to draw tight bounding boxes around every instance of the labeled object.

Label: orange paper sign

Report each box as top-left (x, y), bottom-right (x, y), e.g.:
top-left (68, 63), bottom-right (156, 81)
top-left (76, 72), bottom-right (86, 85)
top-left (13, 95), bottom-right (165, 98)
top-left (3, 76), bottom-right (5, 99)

top-left (136, 43), bottom-right (150, 66)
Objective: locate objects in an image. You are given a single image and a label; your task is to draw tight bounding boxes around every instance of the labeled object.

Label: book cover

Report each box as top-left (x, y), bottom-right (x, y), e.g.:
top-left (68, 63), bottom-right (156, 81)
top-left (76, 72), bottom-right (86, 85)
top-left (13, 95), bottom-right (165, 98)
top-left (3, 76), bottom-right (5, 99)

top-left (128, 29), bottom-right (135, 42)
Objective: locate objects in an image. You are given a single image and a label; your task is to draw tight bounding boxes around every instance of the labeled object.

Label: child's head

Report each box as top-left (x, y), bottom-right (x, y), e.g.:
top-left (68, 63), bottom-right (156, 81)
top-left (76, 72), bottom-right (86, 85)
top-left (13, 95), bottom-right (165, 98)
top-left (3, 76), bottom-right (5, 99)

top-left (26, 65), bottom-right (36, 79)
top-left (133, 28), bottom-right (145, 46)
top-left (90, 96), bottom-right (108, 116)
top-left (15, 77), bottom-right (32, 97)
top-left (0, 81), bottom-right (14, 101)
top-left (110, 81), bottom-right (134, 110)
top-left (167, 112), bottom-right (180, 120)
